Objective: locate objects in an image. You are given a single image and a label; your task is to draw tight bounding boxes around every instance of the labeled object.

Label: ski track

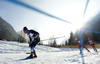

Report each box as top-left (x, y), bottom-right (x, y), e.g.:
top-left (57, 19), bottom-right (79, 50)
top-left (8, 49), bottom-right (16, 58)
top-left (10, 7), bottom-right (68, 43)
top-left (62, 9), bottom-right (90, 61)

top-left (0, 41), bottom-right (100, 64)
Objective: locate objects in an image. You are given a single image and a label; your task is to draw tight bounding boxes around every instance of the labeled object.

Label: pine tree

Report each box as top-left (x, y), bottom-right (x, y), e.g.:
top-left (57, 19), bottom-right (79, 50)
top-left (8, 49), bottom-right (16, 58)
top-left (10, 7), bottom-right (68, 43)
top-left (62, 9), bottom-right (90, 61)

top-left (92, 32), bottom-right (98, 42)
top-left (48, 35), bottom-right (57, 47)
top-left (17, 30), bottom-right (26, 43)
top-left (52, 39), bottom-right (57, 47)
top-left (83, 31), bottom-right (88, 44)
top-left (68, 31), bottom-right (75, 45)
top-left (65, 40), bottom-right (67, 45)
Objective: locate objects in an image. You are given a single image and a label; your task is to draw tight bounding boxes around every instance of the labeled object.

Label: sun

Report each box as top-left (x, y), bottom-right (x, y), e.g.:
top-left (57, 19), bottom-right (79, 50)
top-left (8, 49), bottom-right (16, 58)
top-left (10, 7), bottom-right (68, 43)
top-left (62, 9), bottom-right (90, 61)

top-left (70, 20), bottom-right (84, 32)
top-left (74, 22), bottom-right (83, 29)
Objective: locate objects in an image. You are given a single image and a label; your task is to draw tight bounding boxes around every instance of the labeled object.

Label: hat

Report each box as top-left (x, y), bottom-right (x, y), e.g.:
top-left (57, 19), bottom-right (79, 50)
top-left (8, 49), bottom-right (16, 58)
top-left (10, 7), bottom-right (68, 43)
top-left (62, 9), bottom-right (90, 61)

top-left (23, 27), bottom-right (28, 32)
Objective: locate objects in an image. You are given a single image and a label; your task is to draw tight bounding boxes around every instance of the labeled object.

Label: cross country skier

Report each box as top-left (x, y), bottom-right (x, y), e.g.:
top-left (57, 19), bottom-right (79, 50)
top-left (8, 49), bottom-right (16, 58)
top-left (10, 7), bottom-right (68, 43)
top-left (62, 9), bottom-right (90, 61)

top-left (88, 38), bottom-right (97, 52)
top-left (23, 27), bottom-right (40, 58)
top-left (75, 38), bottom-right (90, 53)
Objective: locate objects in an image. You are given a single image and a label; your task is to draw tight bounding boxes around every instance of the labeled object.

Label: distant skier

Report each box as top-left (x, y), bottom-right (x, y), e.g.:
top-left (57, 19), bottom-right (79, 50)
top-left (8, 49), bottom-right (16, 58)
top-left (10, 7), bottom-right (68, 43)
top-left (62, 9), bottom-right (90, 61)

top-left (88, 38), bottom-right (97, 52)
top-left (75, 38), bottom-right (90, 53)
top-left (23, 27), bottom-right (40, 58)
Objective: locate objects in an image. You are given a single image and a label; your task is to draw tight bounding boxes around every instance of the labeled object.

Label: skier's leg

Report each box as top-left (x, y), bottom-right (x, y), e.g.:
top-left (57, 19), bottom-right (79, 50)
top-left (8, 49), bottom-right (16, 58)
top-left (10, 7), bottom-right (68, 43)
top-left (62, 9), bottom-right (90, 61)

top-left (92, 46), bottom-right (96, 51)
top-left (79, 45), bottom-right (81, 53)
top-left (91, 44), bottom-right (95, 51)
top-left (84, 45), bottom-right (90, 52)
top-left (85, 48), bottom-right (90, 52)
top-left (79, 48), bottom-right (82, 54)
top-left (28, 41), bottom-right (36, 58)
top-left (92, 44), bottom-right (97, 52)
top-left (93, 47), bottom-right (97, 52)
top-left (33, 50), bottom-right (37, 57)
top-left (94, 48), bottom-right (97, 52)
top-left (28, 47), bottom-right (34, 58)
top-left (29, 38), bottom-right (40, 58)
top-left (32, 38), bottom-right (40, 57)
top-left (31, 47), bottom-right (37, 57)
top-left (30, 40), bottom-right (38, 57)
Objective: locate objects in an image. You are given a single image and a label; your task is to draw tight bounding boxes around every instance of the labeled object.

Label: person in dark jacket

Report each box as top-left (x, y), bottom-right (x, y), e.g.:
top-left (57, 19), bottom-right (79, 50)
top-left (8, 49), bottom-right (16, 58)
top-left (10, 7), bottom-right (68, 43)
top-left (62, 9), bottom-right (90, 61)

top-left (23, 27), bottom-right (40, 58)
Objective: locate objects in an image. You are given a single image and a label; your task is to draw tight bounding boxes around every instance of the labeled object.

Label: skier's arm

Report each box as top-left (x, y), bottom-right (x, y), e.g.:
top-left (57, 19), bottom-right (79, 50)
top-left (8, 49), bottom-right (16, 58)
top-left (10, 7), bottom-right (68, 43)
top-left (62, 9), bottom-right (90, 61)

top-left (92, 40), bottom-right (95, 44)
top-left (29, 37), bottom-right (32, 42)
top-left (30, 30), bottom-right (39, 39)
top-left (87, 41), bottom-right (89, 45)
top-left (75, 41), bottom-right (78, 44)
top-left (28, 37), bottom-right (32, 44)
top-left (33, 34), bottom-right (39, 39)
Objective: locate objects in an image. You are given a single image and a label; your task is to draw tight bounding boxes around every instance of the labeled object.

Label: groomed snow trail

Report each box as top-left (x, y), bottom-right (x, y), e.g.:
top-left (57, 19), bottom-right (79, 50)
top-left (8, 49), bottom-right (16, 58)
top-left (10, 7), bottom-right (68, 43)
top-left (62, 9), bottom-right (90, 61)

top-left (0, 41), bottom-right (100, 64)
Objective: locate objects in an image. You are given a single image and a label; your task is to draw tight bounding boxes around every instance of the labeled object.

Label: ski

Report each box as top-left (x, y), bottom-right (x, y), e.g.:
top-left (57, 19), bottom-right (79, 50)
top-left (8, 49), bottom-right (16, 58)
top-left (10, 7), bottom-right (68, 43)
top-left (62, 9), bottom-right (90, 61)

top-left (26, 52), bottom-right (31, 54)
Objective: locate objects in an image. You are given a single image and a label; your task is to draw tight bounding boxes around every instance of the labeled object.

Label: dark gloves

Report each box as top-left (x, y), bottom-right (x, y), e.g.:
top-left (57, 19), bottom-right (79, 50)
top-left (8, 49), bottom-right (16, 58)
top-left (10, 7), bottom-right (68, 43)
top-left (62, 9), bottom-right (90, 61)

top-left (29, 44), bottom-right (31, 47)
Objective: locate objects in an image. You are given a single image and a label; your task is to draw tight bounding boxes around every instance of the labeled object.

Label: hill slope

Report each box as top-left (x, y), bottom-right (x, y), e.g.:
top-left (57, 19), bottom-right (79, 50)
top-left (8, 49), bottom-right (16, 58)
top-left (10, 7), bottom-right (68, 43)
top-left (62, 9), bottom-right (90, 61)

top-left (0, 41), bottom-right (100, 64)
top-left (0, 17), bottom-right (18, 41)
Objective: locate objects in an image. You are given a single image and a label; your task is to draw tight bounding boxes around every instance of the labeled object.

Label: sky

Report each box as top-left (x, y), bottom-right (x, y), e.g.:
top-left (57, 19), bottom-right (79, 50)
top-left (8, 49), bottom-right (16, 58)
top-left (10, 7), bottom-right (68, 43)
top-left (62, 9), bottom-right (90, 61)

top-left (0, 0), bottom-right (100, 44)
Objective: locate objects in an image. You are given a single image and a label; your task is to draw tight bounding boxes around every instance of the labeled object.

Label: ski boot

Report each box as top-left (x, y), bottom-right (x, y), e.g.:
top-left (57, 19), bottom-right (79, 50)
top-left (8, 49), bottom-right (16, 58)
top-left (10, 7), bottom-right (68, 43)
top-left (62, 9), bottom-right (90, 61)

top-left (28, 55), bottom-right (33, 58)
top-left (33, 52), bottom-right (37, 58)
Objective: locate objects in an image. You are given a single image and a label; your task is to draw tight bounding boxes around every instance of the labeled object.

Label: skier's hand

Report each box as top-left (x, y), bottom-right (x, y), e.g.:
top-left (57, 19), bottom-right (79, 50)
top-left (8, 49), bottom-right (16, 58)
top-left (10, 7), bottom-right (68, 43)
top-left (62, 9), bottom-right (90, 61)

top-left (28, 42), bottom-right (32, 47)
top-left (37, 35), bottom-right (40, 39)
top-left (28, 42), bottom-right (32, 44)
top-left (29, 44), bottom-right (31, 47)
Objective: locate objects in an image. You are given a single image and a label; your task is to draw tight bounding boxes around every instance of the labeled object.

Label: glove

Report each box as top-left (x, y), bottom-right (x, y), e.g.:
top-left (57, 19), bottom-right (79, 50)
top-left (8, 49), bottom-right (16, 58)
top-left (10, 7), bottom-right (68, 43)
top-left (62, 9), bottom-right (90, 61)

top-left (33, 34), bottom-right (39, 39)
top-left (28, 42), bottom-right (32, 47)
top-left (28, 42), bottom-right (32, 44)
top-left (29, 44), bottom-right (31, 47)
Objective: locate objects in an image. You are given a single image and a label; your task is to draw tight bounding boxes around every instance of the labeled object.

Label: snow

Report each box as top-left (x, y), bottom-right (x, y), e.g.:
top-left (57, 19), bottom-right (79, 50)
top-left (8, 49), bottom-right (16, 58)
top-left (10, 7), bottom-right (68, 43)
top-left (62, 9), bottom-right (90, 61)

top-left (0, 41), bottom-right (100, 64)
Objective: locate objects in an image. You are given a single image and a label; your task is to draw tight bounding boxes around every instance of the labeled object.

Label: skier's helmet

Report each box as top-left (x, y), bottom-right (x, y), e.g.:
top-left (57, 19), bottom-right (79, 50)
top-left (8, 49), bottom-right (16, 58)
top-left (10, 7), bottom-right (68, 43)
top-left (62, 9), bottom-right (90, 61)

top-left (23, 27), bottom-right (28, 32)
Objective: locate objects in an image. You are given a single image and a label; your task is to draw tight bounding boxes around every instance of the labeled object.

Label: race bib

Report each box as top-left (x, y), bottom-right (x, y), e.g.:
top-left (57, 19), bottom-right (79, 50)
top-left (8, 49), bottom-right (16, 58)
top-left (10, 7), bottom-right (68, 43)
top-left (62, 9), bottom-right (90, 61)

top-left (89, 40), bottom-right (93, 44)
top-left (78, 41), bottom-right (81, 44)
top-left (28, 33), bottom-right (34, 37)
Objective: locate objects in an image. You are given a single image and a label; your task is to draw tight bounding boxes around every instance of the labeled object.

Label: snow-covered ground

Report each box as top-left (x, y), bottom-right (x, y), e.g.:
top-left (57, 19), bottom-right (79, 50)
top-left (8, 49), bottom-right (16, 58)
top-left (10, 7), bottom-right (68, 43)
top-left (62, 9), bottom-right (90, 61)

top-left (0, 41), bottom-right (100, 64)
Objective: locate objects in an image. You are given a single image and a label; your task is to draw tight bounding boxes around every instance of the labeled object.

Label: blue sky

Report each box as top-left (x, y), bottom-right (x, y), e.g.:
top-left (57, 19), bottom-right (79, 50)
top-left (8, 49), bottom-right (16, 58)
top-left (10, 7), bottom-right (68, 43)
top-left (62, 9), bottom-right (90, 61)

top-left (0, 0), bottom-right (100, 44)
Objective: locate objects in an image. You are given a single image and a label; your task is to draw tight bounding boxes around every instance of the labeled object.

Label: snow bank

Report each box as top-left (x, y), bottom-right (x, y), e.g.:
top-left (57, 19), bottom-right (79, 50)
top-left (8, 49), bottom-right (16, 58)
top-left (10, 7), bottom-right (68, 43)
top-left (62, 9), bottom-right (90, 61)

top-left (0, 41), bottom-right (100, 64)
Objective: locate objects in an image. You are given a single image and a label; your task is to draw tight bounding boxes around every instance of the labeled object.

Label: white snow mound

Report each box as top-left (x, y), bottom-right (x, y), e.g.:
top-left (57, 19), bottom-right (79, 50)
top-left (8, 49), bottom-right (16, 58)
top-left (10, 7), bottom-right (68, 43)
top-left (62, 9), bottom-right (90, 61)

top-left (0, 41), bottom-right (100, 64)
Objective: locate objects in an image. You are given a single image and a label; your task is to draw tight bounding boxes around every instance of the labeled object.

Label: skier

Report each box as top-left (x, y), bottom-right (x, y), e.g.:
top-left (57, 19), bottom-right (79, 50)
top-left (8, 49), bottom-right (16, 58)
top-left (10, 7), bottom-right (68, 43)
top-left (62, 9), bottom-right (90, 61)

top-left (75, 38), bottom-right (90, 53)
top-left (88, 38), bottom-right (97, 52)
top-left (23, 27), bottom-right (40, 58)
